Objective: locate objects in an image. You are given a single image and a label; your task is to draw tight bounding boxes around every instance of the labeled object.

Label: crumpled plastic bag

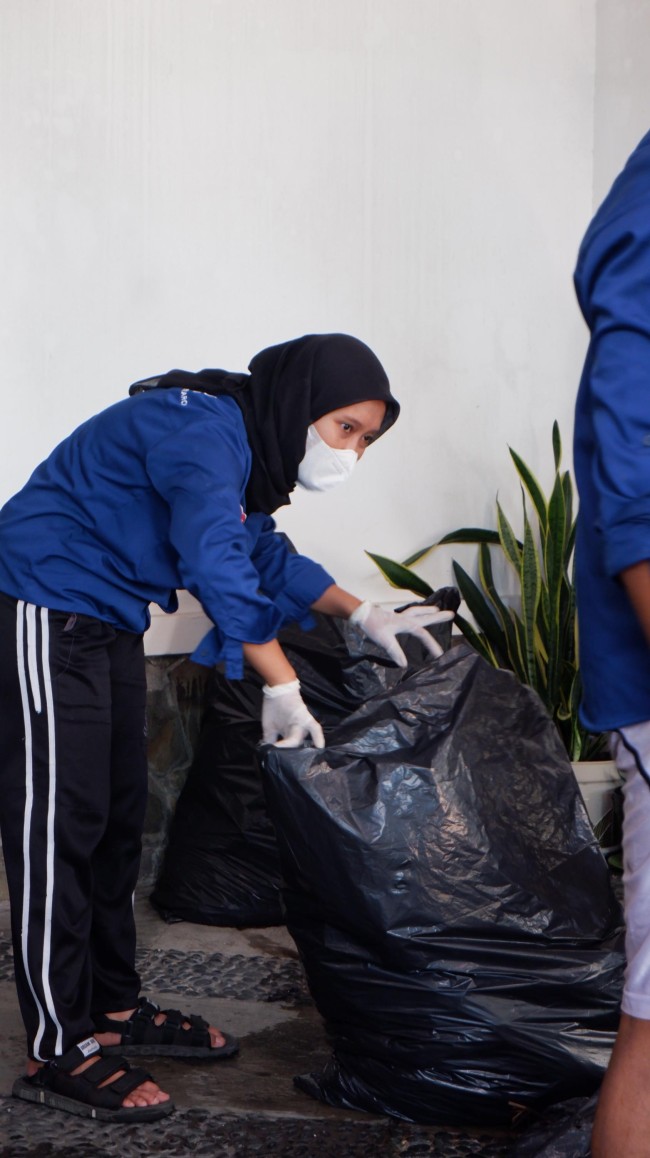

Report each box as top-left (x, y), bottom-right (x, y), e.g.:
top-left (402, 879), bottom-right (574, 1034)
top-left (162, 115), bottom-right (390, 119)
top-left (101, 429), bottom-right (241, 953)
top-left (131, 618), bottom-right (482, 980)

top-left (151, 597), bottom-right (456, 926)
top-left (507, 1094), bottom-right (597, 1156)
top-left (263, 643), bottom-right (624, 1128)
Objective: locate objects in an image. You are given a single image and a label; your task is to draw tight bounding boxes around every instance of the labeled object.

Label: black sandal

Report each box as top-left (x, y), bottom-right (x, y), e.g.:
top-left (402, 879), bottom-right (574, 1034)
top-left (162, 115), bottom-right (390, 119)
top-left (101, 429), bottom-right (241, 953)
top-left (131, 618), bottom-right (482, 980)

top-left (93, 998), bottom-right (240, 1060)
top-left (12, 1036), bottom-right (175, 1122)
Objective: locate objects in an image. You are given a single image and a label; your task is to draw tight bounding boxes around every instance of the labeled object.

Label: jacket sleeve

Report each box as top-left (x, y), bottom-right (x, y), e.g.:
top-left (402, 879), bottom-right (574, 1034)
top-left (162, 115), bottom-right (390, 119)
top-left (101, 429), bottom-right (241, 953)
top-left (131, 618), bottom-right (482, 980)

top-left (575, 190), bottom-right (650, 578)
top-left (245, 513), bottom-right (335, 626)
top-left (145, 408), bottom-right (285, 676)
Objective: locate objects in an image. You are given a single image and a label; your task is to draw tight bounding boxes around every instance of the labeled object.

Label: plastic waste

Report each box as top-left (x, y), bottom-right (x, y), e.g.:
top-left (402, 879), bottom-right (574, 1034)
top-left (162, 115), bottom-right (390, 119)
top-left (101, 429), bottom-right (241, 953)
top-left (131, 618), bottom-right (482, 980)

top-left (263, 643), bottom-right (624, 1128)
top-left (507, 1094), bottom-right (597, 1156)
top-left (151, 596), bottom-right (456, 926)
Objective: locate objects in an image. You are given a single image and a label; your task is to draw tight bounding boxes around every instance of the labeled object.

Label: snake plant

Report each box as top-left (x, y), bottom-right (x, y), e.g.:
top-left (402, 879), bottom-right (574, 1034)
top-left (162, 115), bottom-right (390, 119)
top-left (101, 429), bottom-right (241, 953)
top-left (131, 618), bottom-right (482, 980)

top-left (367, 422), bottom-right (606, 762)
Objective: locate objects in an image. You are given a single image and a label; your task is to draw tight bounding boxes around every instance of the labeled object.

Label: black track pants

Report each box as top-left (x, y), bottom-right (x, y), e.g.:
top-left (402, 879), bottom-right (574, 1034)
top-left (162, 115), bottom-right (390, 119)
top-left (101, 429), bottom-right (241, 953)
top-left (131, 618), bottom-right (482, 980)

top-left (0, 592), bottom-right (148, 1060)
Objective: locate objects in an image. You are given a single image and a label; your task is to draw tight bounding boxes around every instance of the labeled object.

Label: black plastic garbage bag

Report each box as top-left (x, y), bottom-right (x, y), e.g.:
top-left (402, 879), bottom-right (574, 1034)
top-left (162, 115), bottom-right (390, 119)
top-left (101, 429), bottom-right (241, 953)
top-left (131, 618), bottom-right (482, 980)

top-left (508, 1094), bottom-right (597, 1156)
top-left (151, 596), bottom-right (456, 926)
top-left (150, 669), bottom-right (282, 926)
top-left (263, 644), bottom-right (625, 1129)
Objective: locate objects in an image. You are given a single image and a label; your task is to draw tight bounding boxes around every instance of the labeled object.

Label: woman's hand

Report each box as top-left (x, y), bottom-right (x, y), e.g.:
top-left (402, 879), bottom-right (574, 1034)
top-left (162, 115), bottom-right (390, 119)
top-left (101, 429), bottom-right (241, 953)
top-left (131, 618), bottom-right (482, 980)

top-left (312, 584), bottom-right (454, 667)
top-left (261, 679), bottom-right (325, 748)
top-left (242, 639), bottom-right (324, 748)
top-left (350, 600), bottom-right (454, 667)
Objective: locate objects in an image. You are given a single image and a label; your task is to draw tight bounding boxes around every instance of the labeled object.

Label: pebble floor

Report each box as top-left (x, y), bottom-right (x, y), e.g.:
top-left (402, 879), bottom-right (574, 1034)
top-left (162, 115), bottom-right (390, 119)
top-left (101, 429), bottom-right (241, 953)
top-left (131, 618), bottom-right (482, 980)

top-left (0, 927), bottom-right (519, 1158)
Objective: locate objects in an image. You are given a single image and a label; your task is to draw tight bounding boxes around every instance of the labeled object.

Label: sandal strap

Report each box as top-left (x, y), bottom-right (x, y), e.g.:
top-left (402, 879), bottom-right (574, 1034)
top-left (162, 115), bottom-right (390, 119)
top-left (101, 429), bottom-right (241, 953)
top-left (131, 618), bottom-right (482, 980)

top-left (135, 998), bottom-right (161, 1021)
top-left (36, 1044), bottom-right (156, 1111)
top-left (94, 997), bottom-right (212, 1049)
top-left (67, 1056), bottom-right (129, 1085)
top-left (99, 1064), bottom-right (156, 1101)
top-left (91, 999), bottom-right (160, 1041)
top-left (50, 1036), bottom-right (102, 1074)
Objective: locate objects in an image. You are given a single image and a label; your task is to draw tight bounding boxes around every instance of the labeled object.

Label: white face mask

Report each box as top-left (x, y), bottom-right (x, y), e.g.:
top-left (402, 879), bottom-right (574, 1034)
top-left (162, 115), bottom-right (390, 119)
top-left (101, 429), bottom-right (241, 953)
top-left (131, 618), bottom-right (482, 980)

top-left (296, 425), bottom-right (358, 492)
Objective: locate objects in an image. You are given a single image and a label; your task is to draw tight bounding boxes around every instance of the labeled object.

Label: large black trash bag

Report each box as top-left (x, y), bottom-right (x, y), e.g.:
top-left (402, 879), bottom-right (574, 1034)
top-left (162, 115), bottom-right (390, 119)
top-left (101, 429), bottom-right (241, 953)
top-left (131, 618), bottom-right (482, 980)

top-left (507, 1094), bottom-right (597, 1157)
top-left (150, 669), bottom-right (282, 926)
top-left (151, 595), bottom-right (456, 927)
top-left (262, 644), bottom-right (625, 1129)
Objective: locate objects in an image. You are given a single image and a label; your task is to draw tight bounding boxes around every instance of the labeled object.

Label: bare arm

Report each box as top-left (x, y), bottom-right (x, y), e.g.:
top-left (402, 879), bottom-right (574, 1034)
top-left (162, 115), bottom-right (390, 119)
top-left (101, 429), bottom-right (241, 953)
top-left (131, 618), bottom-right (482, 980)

top-left (311, 583), bottom-right (362, 619)
top-left (242, 639), bottom-right (297, 687)
top-left (620, 561), bottom-right (650, 647)
top-left (242, 585), bottom-right (362, 688)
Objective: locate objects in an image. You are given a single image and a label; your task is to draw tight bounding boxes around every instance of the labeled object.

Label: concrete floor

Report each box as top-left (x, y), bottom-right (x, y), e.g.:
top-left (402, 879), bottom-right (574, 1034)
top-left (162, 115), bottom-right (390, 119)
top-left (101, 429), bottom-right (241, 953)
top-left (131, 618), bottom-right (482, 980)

top-left (0, 895), bottom-right (518, 1157)
top-left (0, 897), bottom-right (339, 1113)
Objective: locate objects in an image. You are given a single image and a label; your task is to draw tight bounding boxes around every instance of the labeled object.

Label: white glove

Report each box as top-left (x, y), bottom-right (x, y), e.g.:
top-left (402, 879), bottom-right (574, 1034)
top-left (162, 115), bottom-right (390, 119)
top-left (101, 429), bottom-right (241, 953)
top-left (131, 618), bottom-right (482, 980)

top-left (349, 600), bottom-right (454, 667)
top-left (262, 679), bottom-right (325, 749)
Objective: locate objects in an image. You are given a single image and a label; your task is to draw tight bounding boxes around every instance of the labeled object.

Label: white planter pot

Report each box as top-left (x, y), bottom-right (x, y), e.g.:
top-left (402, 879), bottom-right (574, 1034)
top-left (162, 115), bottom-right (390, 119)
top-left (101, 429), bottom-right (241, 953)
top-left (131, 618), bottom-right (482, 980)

top-left (571, 759), bottom-right (622, 828)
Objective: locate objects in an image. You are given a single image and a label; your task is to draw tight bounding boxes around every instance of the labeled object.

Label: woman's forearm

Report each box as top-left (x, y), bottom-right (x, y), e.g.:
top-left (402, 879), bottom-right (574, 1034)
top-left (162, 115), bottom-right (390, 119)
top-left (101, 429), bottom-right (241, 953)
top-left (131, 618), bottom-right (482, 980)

top-left (243, 586), bottom-right (364, 685)
top-left (242, 639), bottom-right (297, 686)
top-left (311, 583), bottom-right (363, 619)
top-left (620, 560), bottom-right (650, 647)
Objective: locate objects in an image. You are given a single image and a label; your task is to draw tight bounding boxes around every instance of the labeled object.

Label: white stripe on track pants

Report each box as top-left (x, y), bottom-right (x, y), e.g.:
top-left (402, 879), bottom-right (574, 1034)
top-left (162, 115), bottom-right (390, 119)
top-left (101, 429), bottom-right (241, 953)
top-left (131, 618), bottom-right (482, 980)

top-left (0, 591), bottom-right (148, 1060)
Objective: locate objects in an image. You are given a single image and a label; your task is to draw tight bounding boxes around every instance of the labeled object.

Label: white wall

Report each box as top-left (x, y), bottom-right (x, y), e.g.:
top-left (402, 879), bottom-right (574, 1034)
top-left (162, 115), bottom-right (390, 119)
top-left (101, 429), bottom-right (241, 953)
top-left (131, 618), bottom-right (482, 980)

top-left (0, 1), bottom-right (597, 649)
top-left (593, 0), bottom-right (650, 207)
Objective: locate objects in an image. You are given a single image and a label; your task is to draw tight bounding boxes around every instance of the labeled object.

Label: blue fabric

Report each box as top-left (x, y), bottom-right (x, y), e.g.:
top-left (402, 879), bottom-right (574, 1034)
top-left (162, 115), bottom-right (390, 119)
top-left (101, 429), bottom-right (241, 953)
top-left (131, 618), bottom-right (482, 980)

top-left (0, 389), bottom-right (334, 677)
top-left (574, 129), bottom-right (650, 729)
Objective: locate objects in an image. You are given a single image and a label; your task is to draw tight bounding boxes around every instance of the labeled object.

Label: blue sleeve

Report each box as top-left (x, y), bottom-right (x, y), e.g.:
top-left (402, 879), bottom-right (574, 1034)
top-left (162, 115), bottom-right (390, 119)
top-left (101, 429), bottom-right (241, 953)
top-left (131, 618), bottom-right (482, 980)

top-left (246, 513), bottom-right (335, 627)
top-left (575, 163), bottom-right (650, 578)
top-left (145, 406), bottom-right (285, 676)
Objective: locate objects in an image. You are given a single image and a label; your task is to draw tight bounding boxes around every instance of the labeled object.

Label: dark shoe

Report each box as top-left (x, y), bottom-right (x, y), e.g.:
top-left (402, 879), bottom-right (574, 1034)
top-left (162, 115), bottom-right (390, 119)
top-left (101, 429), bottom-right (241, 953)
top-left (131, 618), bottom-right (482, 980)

top-left (93, 998), bottom-right (239, 1060)
top-left (12, 1037), bottom-right (175, 1122)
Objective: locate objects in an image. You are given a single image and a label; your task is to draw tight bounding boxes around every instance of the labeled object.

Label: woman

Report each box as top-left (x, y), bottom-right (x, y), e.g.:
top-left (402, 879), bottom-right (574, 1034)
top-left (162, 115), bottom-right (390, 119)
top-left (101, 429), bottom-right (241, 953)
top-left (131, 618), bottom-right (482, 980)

top-left (0, 333), bottom-right (452, 1121)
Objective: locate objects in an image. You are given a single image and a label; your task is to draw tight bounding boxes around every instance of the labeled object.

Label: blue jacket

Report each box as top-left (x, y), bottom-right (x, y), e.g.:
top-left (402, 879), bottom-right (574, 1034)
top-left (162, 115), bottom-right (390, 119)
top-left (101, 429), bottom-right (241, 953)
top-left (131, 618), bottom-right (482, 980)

top-left (574, 129), bottom-right (650, 730)
top-left (0, 389), bottom-right (334, 677)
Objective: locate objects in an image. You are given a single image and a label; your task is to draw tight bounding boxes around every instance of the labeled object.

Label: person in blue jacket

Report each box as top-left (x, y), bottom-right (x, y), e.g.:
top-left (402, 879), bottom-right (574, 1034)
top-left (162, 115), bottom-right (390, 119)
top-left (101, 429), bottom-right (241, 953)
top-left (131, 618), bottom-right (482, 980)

top-left (0, 332), bottom-right (452, 1122)
top-left (574, 133), bottom-right (650, 1157)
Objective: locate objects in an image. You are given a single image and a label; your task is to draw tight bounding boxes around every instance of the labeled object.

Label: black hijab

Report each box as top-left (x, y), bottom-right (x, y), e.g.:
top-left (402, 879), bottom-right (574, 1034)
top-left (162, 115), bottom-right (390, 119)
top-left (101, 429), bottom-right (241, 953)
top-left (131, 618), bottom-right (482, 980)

top-left (129, 333), bottom-right (399, 514)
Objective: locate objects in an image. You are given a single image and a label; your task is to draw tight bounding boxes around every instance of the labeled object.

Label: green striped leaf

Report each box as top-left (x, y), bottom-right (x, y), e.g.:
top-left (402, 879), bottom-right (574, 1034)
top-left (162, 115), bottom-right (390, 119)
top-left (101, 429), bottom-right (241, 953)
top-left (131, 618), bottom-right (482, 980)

top-left (562, 471), bottom-right (574, 556)
top-left (566, 519), bottom-right (577, 572)
top-left (451, 561), bottom-right (509, 660)
top-left (403, 529), bottom-right (503, 567)
top-left (539, 583), bottom-right (550, 636)
top-left (552, 420), bottom-right (562, 470)
top-left (402, 544), bottom-right (436, 567)
top-left (436, 528), bottom-right (503, 548)
top-left (365, 552), bottom-right (433, 598)
top-left (496, 501), bottom-right (522, 571)
top-left (453, 612), bottom-right (499, 667)
top-left (510, 609), bottom-right (528, 684)
top-left (366, 421), bottom-right (603, 763)
top-left (520, 511), bottom-right (542, 690)
top-left (510, 448), bottom-right (548, 534)
top-left (544, 472), bottom-right (567, 708)
top-left (477, 543), bottom-right (523, 675)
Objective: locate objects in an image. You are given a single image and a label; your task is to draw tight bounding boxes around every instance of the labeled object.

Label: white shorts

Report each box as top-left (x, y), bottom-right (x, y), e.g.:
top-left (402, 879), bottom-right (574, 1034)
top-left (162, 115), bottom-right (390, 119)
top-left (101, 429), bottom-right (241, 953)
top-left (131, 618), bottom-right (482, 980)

top-left (610, 721), bottom-right (650, 1020)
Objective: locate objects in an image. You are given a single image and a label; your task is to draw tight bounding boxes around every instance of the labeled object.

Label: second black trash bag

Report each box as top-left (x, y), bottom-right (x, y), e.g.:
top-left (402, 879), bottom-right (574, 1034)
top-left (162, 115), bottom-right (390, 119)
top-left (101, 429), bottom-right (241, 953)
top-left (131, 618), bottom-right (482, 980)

top-left (151, 600), bottom-right (456, 926)
top-left (262, 643), bottom-right (625, 1129)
